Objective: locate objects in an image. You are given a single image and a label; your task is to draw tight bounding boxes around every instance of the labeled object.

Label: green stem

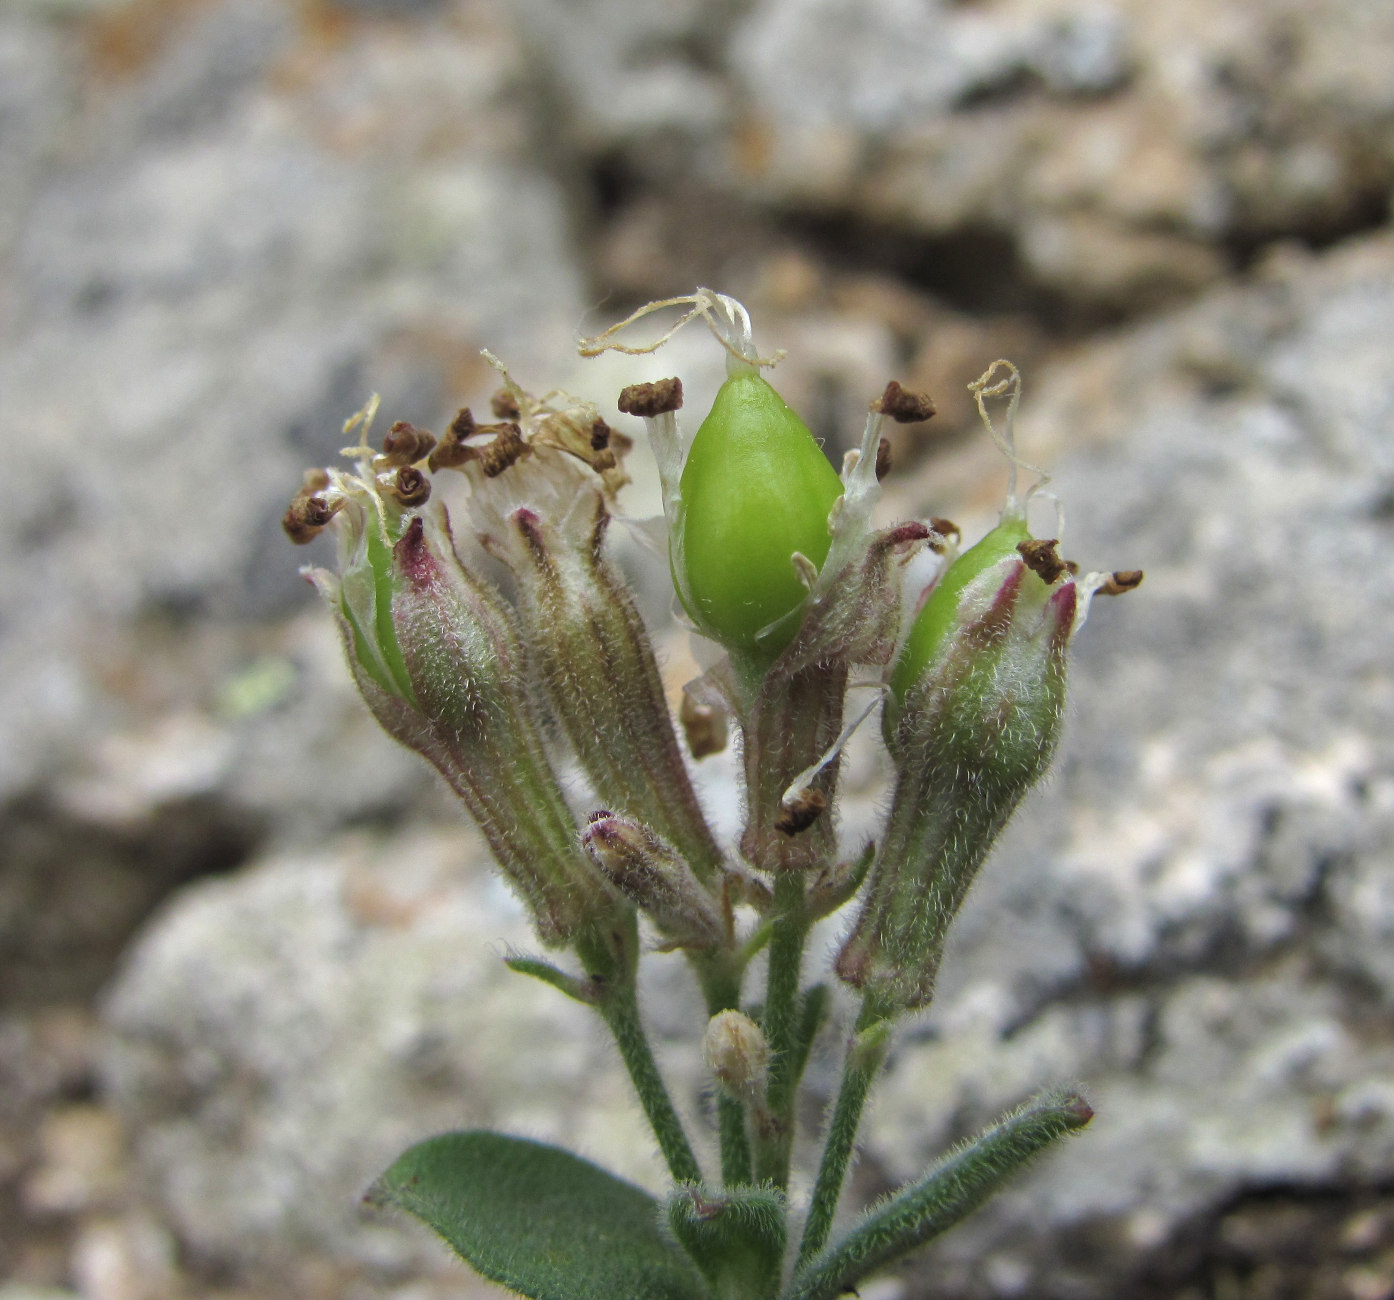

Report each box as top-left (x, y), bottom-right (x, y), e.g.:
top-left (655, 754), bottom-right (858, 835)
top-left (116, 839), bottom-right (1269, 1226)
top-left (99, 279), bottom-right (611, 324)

top-left (691, 950), bottom-right (754, 1188)
top-left (718, 1094), bottom-right (754, 1188)
top-left (754, 873), bottom-right (809, 1188)
top-left (796, 1001), bottom-right (892, 1267)
top-left (582, 918), bottom-right (704, 1186)
top-left (601, 979), bottom-right (705, 1185)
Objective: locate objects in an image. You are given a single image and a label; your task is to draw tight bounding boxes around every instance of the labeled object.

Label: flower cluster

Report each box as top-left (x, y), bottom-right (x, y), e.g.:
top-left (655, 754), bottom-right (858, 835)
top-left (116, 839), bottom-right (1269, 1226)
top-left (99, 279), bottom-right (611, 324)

top-left (288, 290), bottom-right (1140, 1300)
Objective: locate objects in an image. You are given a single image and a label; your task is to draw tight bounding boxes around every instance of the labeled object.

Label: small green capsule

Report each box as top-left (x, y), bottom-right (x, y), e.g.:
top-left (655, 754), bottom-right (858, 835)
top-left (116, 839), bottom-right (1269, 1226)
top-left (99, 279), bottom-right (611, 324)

top-left (676, 369), bottom-right (845, 656)
top-left (890, 512), bottom-right (1030, 701)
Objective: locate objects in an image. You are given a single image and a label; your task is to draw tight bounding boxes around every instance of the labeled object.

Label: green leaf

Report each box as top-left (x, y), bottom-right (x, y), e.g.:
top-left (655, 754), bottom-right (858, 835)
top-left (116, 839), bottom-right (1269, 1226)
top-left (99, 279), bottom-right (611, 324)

top-left (785, 1090), bottom-right (1093, 1300)
top-left (505, 954), bottom-right (598, 1004)
top-left (368, 1131), bottom-right (710, 1300)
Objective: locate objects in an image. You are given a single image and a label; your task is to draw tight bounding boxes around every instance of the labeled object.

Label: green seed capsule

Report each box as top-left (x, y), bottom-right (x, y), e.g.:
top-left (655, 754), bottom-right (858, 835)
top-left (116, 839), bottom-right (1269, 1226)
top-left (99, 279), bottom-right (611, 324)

top-left (890, 513), bottom-right (1030, 701)
top-left (676, 370), bottom-right (845, 656)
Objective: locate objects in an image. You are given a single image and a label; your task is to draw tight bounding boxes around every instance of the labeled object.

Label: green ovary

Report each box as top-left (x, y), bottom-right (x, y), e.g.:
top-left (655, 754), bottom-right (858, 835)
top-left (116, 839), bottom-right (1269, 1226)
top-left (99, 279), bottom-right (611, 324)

top-left (677, 371), bottom-right (844, 655)
top-left (891, 514), bottom-right (1030, 701)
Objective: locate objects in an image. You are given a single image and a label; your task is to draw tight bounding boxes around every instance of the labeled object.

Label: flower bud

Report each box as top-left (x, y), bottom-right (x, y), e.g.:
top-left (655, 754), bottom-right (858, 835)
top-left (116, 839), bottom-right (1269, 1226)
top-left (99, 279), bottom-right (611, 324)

top-left (702, 1009), bottom-right (770, 1105)
top-left (676, 368), bottom-right (845, 659)
top-left (582, 813), bottom-right (726, 950)
top-left (838, 514), bottom-right (1081, 1013)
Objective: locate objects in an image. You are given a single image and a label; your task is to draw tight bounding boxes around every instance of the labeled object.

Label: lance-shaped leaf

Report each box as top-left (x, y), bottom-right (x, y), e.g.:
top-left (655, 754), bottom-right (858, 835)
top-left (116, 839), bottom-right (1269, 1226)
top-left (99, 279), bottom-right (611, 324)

top-left (368, 1131), bottom-right (710, 1300)
top-left (785, 1091), bottom-right (1093, 1300)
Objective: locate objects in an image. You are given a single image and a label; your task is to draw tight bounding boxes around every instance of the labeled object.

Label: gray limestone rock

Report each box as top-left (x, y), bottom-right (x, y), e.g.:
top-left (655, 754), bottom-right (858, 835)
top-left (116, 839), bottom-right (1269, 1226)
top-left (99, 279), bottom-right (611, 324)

top-left (515, 0), bottom-right (1394, 312)
top-left (99, 830), bottom-right (675, 1293)
top-left (0, 0), bottom-right (581, 817)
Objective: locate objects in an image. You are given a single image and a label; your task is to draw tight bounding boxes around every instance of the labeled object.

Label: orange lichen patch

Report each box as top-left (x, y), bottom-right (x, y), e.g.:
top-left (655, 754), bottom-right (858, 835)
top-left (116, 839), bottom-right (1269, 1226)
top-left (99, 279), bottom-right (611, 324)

top-left (83, 0), bottom-right (215, 80)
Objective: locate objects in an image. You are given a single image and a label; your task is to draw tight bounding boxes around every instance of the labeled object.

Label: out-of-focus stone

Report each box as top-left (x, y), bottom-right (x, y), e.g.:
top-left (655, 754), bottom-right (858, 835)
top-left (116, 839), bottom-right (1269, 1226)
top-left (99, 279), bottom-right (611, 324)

top-left (69, 1215), bottom-right (178, 1300)
top-left (23, 1106), bottom-right (127, 1217)
top-left (519, 0), bottom-right (1394, 313)
top-left (0, 0), bottom-right (580, 814)
top-left (99, 829), bottom-right (675, 1289)
top-left (0, 1289), bottom-right (83, 1300)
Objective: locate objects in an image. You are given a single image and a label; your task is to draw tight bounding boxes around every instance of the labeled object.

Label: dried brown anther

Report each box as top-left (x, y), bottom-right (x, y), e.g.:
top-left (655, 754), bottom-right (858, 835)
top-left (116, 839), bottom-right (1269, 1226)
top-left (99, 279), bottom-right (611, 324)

top-left (490, 388), bottom-right (521, 419)
top-left (618, 377), bottom-right (683, 417)
top-left (478, 422), bottom-right (530, 477)
top-left (590, 418), bottom-right (612, 451)
top-left (428, 408), bottom-right (479, 472)
top-left (874, 437), bottom-right (893, 481)
top-left (874, 381), bottom-right (937, 424)
top-left (680, 690), bottom-right (728, 761)
top-left (428, 439), bottom-right (476, 472)
top-left (1017, 537), bottom-right (1067, 585)
top-left (282, 494), bottom-right (340, 544)
top-left (388, 466), bottom-right (432, 507)
top-left (381, 420), bottom-right (437, 467)
top-left (450, 407), bottom-right (478, 440)
top-left (929, 517), bottom-right (960, 541)
top-left (776, 788), bottom-right (828, 837)
top-left (1099, 569), bottom-right (1144, 595)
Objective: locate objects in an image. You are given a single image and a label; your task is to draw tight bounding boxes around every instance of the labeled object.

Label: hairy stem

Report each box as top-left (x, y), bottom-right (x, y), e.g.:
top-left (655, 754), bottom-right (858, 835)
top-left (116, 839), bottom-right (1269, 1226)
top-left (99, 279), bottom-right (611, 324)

top-left (581, 919), bottom-right (704, 1186)
top-left (754, 873), bottom-right (809, 1187)
top-left (691, 950), bottom-right (754, 1187)
top-left (797, 1002), bottom-right (892, 1266)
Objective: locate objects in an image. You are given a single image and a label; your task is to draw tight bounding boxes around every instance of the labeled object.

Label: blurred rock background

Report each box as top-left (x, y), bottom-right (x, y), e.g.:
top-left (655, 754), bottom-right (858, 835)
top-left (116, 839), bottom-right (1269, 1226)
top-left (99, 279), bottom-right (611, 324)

top-left (2, 0), bottom-right (1393, 1297)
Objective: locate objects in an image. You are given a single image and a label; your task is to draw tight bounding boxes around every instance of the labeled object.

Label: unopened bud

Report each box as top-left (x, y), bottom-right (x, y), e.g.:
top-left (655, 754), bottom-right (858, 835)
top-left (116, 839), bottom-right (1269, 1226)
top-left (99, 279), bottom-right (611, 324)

top-left (582, 814), bottom-right (726, 949)
top-left (702, 1010), bottom-right (770, 1104)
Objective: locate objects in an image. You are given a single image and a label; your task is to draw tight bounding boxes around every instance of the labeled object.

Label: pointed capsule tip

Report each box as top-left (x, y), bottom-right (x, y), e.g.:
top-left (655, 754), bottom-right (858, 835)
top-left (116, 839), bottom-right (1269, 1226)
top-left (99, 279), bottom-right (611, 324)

top-left (393, 515), bottom-right (433, 585)
top-left (1061, 1093), bottom-right (1095, 1126)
